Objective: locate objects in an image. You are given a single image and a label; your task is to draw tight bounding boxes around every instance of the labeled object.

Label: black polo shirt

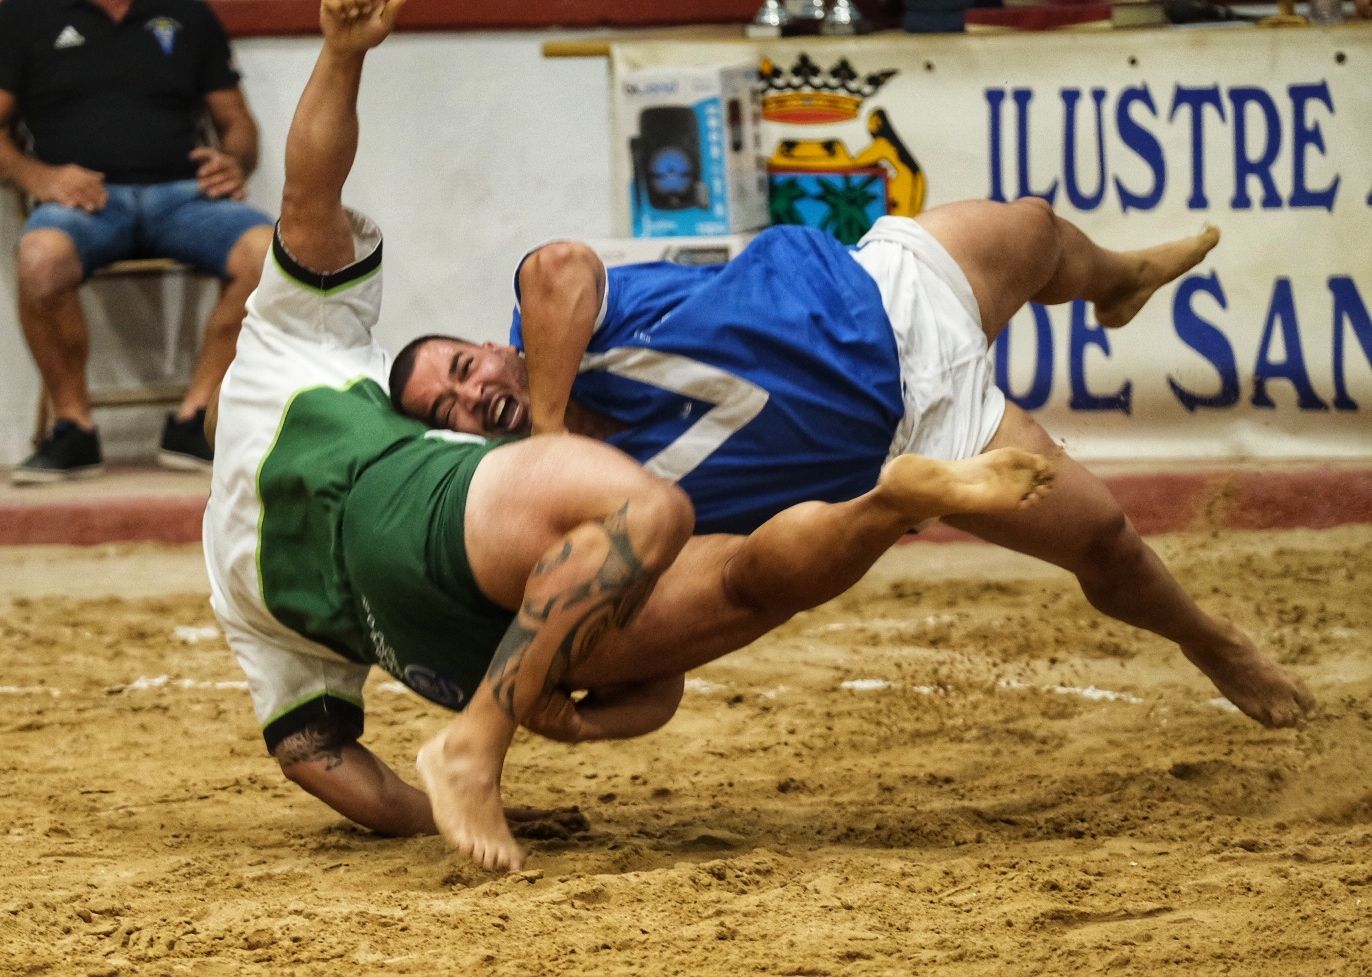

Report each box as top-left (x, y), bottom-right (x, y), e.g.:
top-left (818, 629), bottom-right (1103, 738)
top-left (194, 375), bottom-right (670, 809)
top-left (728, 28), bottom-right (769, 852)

top-left (0, 0), bottom-right (240, 184)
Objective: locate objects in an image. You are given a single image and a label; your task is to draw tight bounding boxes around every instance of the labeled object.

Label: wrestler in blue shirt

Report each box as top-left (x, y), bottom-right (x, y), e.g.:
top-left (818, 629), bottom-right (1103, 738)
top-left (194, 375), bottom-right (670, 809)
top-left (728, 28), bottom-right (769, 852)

top-left (509, 227), bottom-right (904, 534)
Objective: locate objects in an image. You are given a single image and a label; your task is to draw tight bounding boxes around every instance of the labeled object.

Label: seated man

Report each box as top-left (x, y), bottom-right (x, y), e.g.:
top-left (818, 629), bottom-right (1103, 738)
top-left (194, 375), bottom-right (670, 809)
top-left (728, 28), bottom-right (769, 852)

top-left (207, 0), bottom-right (1055, 874)
top-left (391, 202), bottom-right (1315, 732)
top-left (0, 0), bottom-right (273, 482)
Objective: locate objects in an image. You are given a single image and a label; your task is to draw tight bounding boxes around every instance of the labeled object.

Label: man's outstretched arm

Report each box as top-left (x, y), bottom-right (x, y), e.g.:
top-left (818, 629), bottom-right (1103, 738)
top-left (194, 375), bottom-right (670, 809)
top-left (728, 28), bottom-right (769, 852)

top-left (278, 0), bottom-right (406, 272)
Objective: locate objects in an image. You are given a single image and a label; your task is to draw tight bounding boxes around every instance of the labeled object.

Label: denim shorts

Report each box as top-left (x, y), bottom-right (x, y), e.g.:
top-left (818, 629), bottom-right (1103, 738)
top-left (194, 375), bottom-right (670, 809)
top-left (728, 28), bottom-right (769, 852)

top-left (24, 180), bottom-right (272, 279)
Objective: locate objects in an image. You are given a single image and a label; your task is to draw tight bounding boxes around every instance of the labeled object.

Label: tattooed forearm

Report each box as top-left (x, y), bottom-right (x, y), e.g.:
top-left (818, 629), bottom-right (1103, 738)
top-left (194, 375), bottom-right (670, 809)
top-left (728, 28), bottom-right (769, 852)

top-left (483, 502), bottom-right (659, 721)
top-left (273, 723), bottom-right (352, 770)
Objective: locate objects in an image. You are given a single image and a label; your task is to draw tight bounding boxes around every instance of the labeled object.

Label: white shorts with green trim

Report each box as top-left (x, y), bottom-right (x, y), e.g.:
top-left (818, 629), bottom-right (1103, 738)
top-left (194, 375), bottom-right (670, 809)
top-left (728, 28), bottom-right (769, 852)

top-left (203, 208), bottom-right (388, 745)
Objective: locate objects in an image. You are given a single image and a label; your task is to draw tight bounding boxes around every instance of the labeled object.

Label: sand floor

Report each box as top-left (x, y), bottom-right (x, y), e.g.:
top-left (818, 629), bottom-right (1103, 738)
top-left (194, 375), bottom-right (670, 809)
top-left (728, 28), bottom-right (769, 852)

top-left (2, 527), bottom-right (1370, 976)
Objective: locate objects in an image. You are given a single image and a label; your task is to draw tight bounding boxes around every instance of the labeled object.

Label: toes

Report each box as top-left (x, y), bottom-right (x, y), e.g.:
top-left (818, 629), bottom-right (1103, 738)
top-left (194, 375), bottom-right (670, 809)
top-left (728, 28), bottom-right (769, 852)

top-left (1261, 691), bottom-right (1313, 729)
top-left (1271, 706), bottom-right (1300, 729)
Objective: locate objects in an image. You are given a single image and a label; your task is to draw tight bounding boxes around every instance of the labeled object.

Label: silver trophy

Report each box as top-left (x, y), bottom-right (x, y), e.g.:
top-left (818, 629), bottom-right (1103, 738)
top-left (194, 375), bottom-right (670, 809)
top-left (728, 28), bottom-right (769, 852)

top-left (788, 0), bottom-right (830, 24)
top-left (821, 0), bottom-right (871, 33)
top-left (751, 0), bottom-right (793, 31)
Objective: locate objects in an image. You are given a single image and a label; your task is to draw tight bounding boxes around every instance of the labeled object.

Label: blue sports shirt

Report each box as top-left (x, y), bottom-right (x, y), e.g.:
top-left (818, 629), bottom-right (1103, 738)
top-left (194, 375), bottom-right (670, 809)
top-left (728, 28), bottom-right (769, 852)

top-left (510, 226), bottom-right (904, 534)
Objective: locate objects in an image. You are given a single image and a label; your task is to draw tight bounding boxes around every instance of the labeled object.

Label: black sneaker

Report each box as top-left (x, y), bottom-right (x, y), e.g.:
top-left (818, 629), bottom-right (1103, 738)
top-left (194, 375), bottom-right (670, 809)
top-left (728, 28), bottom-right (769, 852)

top-left (158, 408), bottom-right (213, 471)
top-left (12, 419), bottom-right (104, 484)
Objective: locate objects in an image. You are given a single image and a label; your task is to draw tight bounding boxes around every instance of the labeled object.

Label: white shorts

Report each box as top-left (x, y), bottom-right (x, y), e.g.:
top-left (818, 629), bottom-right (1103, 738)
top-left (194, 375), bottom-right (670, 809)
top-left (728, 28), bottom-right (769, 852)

top-left (851, 215), bottom-right (1006, 462)
top-left (204, 210), bottom-right (388, 741)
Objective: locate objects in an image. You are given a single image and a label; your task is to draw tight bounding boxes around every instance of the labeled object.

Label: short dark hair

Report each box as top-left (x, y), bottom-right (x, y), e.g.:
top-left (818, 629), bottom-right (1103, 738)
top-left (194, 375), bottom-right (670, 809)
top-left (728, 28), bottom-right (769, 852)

top-left (388, 334), bottom-right (469, 415)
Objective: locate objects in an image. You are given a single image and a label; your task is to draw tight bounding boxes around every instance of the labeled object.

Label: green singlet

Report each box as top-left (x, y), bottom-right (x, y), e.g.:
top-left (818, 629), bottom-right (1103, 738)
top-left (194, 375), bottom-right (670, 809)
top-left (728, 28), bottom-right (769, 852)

top-left (256, 377), bottom-right (514, 712)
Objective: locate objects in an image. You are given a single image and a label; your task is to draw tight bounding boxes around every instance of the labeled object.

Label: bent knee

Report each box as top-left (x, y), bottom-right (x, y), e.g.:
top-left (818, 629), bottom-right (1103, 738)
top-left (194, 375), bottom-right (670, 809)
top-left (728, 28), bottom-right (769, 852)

top-left (1076, 509), bottom-right (1145, 578)
top-left (625, 479), bottom-right (694, 572)
top-left (17, 231), bottom-right (84, 299)
top-left (1012, 195), bottom-right (1055, 219)
top-left (225, 224), bottom-right (272, 286)
top-left (1010, 197), bottom-right (1062, 266)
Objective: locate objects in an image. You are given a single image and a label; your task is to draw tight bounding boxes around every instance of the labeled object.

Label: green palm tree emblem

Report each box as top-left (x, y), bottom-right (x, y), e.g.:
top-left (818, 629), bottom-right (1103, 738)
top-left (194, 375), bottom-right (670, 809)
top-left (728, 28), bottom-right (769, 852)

top-left (769, 178), bottom-right (809, 226)
top-left (815, 174), bottom-right (881, 245)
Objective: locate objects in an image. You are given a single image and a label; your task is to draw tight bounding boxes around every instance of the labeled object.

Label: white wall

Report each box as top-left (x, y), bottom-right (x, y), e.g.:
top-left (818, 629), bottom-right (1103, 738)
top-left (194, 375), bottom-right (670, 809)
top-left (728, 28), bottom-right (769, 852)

top-left (0, 31), bottom-right (614, 464)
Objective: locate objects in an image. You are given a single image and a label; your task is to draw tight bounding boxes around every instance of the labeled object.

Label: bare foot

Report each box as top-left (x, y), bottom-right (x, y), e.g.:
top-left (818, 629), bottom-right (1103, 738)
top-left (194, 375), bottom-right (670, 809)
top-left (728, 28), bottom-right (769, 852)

top-left (416, 729), bottom-right (525, 872)
top-left (1095, 225), bottom-right (1220, 328)
top-left (1182, 622), bottom-right (1316, 728)
top-left (877, 448), bottom-right (1055, 523)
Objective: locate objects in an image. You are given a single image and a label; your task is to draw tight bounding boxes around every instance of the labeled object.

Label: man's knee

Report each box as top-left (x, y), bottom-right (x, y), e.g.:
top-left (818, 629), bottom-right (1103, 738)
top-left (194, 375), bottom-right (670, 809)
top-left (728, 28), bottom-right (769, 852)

top-left (1010, 197), bottom-right (1062, 269)
top-left (623, 479), bottom-right (694, 574)
top-left (225, 224), bottom-right (272, 288)
top-left (1076, 508), bottom-right (1145, 582)
top-left (1013, 195), bottom-right (1055, 221)
top-left (17, 230), bottom-right (83, 301)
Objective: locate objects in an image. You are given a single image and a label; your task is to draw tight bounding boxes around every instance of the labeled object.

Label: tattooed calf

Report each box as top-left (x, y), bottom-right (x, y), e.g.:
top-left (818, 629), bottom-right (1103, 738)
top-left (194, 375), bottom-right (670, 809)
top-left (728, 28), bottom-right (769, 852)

top-left (273, 719), bottom-right (357, 770)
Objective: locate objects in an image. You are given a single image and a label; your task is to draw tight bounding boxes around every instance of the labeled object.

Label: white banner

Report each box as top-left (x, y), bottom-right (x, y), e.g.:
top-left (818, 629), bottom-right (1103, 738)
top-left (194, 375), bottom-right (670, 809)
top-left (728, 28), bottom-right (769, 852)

top-left (611, 28), bottom-right (1372, 460)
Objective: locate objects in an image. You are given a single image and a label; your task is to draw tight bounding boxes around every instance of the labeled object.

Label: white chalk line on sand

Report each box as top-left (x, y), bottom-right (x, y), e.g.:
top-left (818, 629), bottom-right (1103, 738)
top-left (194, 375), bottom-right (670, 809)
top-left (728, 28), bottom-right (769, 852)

top-left (997, 679), bottom-right (1146, 705)
top-left (814, 615), bottom-right (957, 634)
top-left (689, 676), bottom-right (1149, 705)
top-left (0, 679), bottom-right (458, 698)
top-left (124, 675), bottom-right (250, 692)
top-left (0, 676), bottom-right (1149, 706)
top-left (0, 624), bottom-right (1151, 707)
top-left (1, 676), bottom-right (1160, 708)
top-left (172, 625), bottom-right (222, 644)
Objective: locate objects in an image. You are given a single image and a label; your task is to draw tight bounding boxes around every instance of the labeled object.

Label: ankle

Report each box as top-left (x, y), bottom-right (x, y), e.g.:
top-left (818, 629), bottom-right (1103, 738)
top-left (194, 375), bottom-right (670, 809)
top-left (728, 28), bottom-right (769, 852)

top-left (54, 415), bottom-right (96, 433)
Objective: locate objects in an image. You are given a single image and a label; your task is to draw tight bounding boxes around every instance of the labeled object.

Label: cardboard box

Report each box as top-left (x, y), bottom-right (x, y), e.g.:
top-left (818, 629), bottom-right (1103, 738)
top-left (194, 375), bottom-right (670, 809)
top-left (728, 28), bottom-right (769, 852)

top-left (586, 233), bottom-right (759, 268)
top-left (616, 64), bottom-right (770, 238)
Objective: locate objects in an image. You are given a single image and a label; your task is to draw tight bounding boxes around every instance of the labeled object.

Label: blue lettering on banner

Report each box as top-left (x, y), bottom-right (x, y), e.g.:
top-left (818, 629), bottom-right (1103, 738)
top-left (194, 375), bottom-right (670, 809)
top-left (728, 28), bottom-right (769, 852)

top-left (986, 88), bottom-right (1008, 203)
top-left (993, 275), bottom-right (1368, 416)
top-left (1252, 278), bottom-right (1329, 411)
top-left (1114, 86), bottom-right (1166, 213)
top-left (1289, 83), bottom-right (1340, 211)
top-left (1230, 87), bottom-right (1283, 211)
top-left (994, 303), bottom-right (1055, 410)
top-left (984, 82), bottom-right (1344, 213)
top-left (1015, 88), bottom-right (1059, 203)
top-left (1069, 301), bottom-right (1132, 413)
top-left (1331, 276), bottom-right (1372, 410)
top-left (1168, 85), bottom-right (1226, 211)
top-left (1169, 272), bottom-right (1240, 411)
top-left (1063, 88), bottom-right (1109, 211)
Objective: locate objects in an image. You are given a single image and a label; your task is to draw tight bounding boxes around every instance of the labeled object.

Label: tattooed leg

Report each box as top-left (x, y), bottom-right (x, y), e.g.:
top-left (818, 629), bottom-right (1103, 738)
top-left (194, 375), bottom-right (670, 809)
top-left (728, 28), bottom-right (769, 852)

top-left (272, 719), bottom-right (439, 836)
top-left (417, 496), bottom-right (691, 872)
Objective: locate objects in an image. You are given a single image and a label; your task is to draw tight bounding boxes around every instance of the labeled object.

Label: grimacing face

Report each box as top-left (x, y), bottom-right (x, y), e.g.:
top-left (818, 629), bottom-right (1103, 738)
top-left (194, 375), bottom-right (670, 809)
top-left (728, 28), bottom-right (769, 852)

top-left (398, 338), bottom-right (532, 438)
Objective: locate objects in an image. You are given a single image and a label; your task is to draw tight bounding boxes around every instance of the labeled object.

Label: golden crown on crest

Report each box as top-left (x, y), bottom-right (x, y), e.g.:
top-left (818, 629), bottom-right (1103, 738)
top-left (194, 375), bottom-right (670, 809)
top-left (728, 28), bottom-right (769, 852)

top-left (760, 54), bottom-right (897, 124)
